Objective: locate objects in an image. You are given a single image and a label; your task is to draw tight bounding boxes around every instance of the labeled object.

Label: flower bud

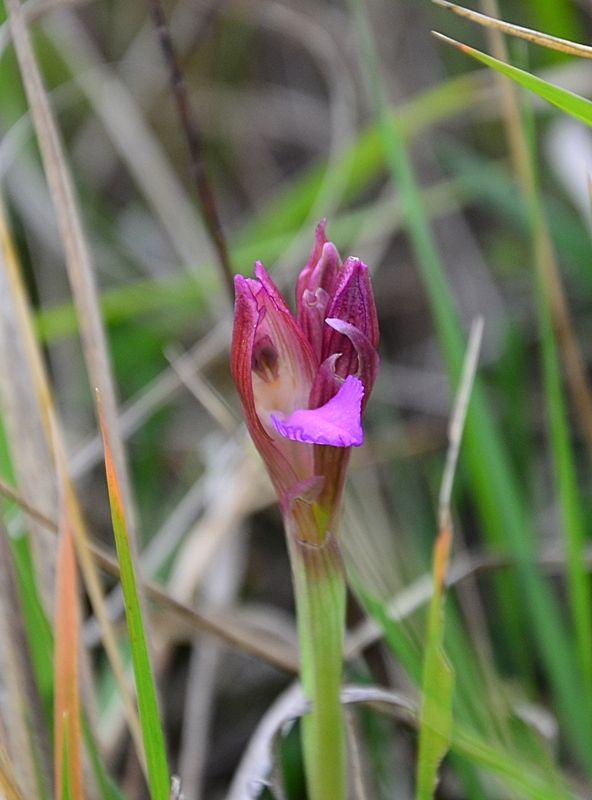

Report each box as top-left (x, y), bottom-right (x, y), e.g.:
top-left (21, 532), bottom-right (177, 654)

top-left (297, 220), bottom-right (342, 360)
top-left (322, 257), bottom-right (379, 379)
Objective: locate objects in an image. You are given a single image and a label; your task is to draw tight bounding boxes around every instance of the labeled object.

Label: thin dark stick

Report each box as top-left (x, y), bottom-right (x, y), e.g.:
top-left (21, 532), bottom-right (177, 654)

top-left (146, 0), bottom-right (235, 304)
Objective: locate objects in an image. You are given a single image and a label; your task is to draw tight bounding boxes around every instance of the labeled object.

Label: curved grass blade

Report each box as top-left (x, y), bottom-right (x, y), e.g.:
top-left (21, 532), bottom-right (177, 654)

top-left (433, 33), bottom-right (592, 127)
top-left (359, 592), bottom-right (572, 800)
top-left (416, 319), bottom-right (481, 798)
top-left (0, 194), bottom-right (148, 771)
top-left (436, 27), bottom-right (592, 713)
top-left (97, 391), bottom-right (170, 800)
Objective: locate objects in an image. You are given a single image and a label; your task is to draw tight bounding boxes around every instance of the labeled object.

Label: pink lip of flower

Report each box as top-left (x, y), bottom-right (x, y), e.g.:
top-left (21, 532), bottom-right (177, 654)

top-left (270, 375), bottom-right (364, 447)
top-left (231, 220), bottom-right (379, 499)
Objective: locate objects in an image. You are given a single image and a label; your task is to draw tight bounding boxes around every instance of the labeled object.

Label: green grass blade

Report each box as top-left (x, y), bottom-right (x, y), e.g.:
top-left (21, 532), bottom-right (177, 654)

top-left (522, 101), bottom-right (592, 709)
top-left (348, 0), bottom-right (592, 769)
top-left (415, 528), bottom-right (454, 800)
top-left (60, 728), bottom-right (73, 800)
top-left (434, 33), bottom-right (592, 126)
top-left (81, 718), bottom-right (127, 800)
top-left (8, 532), bottom-right (54, 715)
top-left (356, 590), bottom-right (571, 800)
top-left (445, 23), bottom-right (592, 730)
top-left (535, 245), bottom-right (592, 712)
top-left (97, 392), bottom-right (170, 800)
top-left (452, 727), bottom-right (572, 800)
top-left (439, 144), bottom-right (592, 290)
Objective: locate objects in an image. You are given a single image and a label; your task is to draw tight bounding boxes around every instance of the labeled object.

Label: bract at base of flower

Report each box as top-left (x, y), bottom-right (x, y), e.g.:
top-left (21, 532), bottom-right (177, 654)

top-left (271, 375), bottom-right (364, 447)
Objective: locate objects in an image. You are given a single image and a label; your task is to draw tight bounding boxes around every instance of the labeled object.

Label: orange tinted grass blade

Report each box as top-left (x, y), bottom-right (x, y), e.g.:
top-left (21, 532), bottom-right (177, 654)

top-left (433, 523), bottom-right (453, 597)
top-left (0, 197), bottom-right (148, 774)
top-left (54, 510), bottom-right (84, 800)
top-left (97, 390), bottom-right (170, 800)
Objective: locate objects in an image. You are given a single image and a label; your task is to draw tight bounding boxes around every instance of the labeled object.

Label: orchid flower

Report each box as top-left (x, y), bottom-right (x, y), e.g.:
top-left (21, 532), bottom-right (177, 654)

top-left (231, 220), bottom-right (379, 536)
top-left (231, 222), bottom-right (379, 800)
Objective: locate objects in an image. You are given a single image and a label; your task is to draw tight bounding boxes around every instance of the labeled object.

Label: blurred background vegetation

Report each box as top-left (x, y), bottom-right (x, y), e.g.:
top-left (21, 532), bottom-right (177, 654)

top-left (2, 0), bottom-right (592, 797)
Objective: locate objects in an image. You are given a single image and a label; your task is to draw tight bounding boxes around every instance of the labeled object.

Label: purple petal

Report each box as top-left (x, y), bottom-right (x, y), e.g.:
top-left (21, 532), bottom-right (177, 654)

top-left (271, 375), bottom-right (365, 447)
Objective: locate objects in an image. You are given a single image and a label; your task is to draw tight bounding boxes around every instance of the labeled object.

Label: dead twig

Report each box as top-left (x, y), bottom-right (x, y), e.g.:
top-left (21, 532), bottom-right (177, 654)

top-left (146, 0), bottom-right (234, 302)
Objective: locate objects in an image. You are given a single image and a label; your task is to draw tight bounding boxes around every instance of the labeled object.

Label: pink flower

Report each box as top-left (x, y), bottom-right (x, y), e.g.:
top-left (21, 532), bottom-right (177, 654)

top-left (231, 222), bottom-right (379, 530)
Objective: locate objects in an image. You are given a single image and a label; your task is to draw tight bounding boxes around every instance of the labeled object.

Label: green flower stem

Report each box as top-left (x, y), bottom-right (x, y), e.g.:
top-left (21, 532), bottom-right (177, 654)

top-left (287, 524), bottom-right (347, 800)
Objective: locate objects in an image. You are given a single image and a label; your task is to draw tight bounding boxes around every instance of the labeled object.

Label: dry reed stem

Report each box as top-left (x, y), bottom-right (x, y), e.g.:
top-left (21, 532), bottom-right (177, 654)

top-left (0, 202), bottom-right (149, 772)
top-left (0, 734), bottom-right (26, 800)
top-left (435, 0), bottom-right (592, 59)
top-left (4, 0), bottom-right (143, 572)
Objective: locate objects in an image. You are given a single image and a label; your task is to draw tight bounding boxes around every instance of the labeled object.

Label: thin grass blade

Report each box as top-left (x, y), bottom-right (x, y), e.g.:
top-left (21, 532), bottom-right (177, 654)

top-left (359, 593), bottom-right (571, 799)
top-left (416, 320), bottom-right (481, 799)
top-left (97, 391), bottom-right (170, 800)
top-left (437, 25), bottom-right (592, 712)
top-left (349, 0), bottom-right (592, 768)
top-left (0, 197), bottom-right (147, 771)
top-left (81, 719), bottom-right (127, 800)
top-left (415, 525), bottom-right (454, 800)
top-left (433, 33), bottom-right (592, 127)
top-left (522, 103), bottom-right (592, 710)
top-left (0, 523), bottom-right (46, 799)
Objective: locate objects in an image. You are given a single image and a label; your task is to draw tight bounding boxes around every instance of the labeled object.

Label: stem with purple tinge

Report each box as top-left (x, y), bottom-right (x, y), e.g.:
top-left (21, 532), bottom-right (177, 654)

top-left (287, 518), bottom-right (347, 800)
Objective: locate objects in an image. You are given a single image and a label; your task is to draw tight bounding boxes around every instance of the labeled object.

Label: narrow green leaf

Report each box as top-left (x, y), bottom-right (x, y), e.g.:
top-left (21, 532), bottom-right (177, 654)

top-left (434, 33), bottom-right (592, 126)
top-left (359, 591), bottom-right (571, 800)
top-left (415, 527), bottom-right (454, 800)
top-left (9, 533), bottom-right (54, 714)
top-left (97, 392), bottom-right (170, 800)
top-left (61, 727), bottom-right (73, 800)
top-left (82, 719), bottom-right (127, 800)
top-left (442, 25), bottom-right (592, 730)
top-left (522, 100), bottom-right (592, 712)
